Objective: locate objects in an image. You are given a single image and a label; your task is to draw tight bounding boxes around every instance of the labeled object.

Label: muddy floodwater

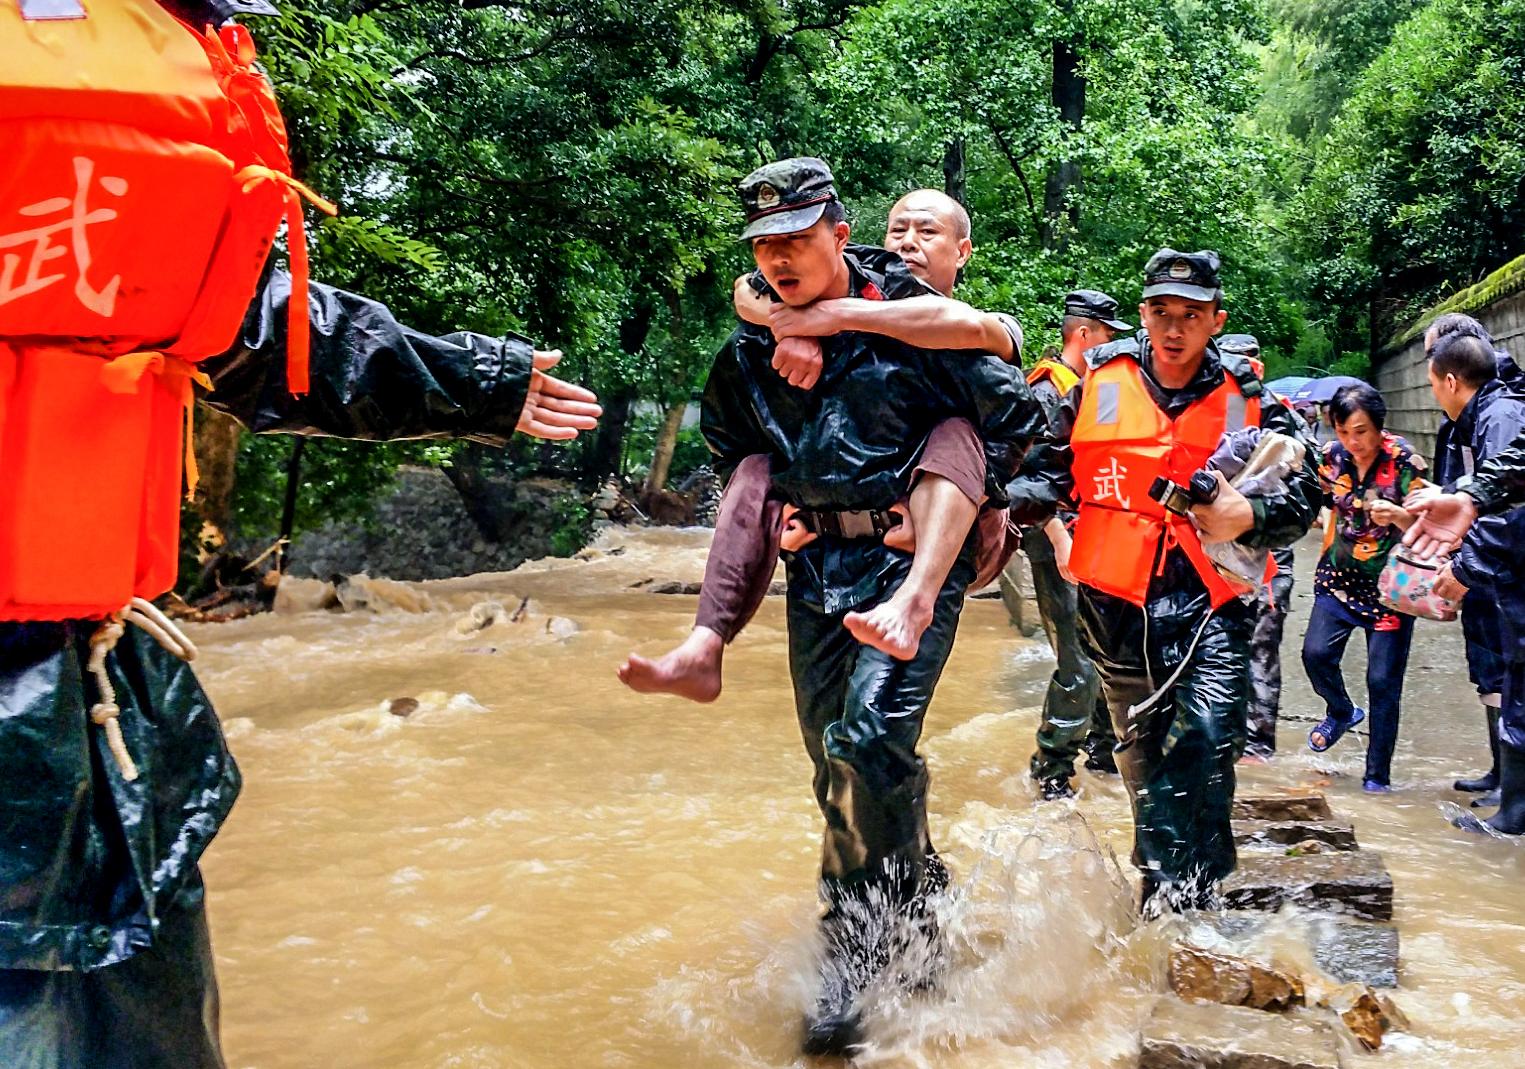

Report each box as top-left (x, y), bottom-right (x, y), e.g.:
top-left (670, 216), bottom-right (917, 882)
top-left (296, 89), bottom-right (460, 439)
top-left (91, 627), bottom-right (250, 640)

top-left (191, 529), bottom-right (1524, 1068)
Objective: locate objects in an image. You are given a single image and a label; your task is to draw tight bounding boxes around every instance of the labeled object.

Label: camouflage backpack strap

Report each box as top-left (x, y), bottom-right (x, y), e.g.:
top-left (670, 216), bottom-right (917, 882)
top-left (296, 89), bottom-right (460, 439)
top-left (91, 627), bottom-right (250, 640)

top-left (1219, 350), bottom-right (1265, 399)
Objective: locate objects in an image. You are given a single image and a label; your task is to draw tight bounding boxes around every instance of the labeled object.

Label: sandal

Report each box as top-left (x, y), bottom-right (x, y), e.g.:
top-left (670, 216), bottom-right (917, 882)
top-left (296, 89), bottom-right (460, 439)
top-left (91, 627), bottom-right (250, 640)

top-left (1308, 706), bottom-right (1365, 753)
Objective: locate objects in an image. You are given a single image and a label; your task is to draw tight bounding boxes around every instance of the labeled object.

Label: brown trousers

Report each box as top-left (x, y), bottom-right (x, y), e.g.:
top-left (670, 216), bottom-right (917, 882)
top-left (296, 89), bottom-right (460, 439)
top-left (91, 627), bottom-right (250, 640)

top-left (696, 418), bottom-right (1015, 641)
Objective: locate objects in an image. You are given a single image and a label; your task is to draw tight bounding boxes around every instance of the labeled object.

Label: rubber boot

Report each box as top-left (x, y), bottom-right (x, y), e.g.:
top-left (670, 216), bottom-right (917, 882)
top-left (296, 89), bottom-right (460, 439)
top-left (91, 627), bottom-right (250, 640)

top-left (1472, 787), bottom-right (1502, 808)
top-left (1455, 742), bottom-right (1525, 835)
top-left (1038, 773), bottom-right (1076, 801)
top-left (1455, 708), bottom-right (1501, 793)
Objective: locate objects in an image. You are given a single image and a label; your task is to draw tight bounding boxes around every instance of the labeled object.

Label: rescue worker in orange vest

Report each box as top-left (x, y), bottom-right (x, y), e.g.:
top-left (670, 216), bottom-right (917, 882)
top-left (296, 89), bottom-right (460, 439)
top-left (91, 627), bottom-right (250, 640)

top-left (1016, 291), bottom-right (1129, 799)
top-left (1013, 251), bottom-right (1320, 912)
top-left (0, 2), bottom-right (598, 1064)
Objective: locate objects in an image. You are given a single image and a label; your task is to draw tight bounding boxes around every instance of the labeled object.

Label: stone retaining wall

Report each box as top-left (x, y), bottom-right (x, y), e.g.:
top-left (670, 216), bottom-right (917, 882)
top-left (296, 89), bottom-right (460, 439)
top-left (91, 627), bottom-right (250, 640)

top-left (1374, 287), bottom-right (1525, 460)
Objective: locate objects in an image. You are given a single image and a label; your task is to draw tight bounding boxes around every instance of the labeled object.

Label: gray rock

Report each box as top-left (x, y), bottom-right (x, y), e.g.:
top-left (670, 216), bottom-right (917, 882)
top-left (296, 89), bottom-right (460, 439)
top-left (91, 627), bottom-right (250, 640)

top-left (545, 616), bottom-right (580, 639)
top-left (1195, 913), bottom-right (1399, 989)
top-left (1223, 851), bottom-right (1393, 922)
top-left (1313, 918), bottom-right (1400, 988)
top-left (1232, 795), bottom-right (1333, 822)
top-left (1233, 820), bottom-right (1357, 852)
top-left (998, 553), bottom-right (1041, 637)
top-left (1139, 996), bottom-right (1339, 1069)
top-left (649, 581), bottom-right (703, 595)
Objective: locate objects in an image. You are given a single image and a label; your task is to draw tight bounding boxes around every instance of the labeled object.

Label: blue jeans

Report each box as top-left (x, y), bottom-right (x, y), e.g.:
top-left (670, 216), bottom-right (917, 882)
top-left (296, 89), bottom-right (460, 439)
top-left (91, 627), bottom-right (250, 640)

top-left (1301, 594), bottom-right (1415, 785)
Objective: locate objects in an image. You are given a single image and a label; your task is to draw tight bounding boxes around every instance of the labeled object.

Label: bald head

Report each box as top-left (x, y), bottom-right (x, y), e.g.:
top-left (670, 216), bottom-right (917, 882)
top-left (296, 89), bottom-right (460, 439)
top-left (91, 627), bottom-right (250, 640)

top-left (889, 189), bottom-right (971, 240)
top-left (884, 189), bottom-right (973, 296)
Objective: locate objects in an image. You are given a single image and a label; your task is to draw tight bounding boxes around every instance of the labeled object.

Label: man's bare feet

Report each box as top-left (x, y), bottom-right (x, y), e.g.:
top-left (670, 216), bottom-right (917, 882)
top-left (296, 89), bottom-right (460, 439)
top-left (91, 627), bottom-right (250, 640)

top-left (618, 627), bottom-right (725, 703)
top-left (844, 590), bottom-right (935, 661)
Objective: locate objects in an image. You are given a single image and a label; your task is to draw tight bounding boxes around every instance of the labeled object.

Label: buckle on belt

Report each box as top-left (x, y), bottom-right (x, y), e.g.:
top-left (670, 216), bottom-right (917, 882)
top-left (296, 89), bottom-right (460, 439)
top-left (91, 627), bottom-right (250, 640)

top-left (802, 508), bottom-right (894, 539)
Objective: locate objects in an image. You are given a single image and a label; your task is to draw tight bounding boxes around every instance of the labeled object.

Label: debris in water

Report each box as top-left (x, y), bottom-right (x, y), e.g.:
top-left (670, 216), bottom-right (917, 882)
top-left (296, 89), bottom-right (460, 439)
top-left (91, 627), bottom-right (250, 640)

top-left (388, 697), bottom-right (420, 718)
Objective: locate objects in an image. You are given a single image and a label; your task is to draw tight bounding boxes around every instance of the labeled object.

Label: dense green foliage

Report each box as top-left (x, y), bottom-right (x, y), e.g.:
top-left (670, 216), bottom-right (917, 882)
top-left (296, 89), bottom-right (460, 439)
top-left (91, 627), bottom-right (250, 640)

top-left (220, 0), bottom-right (1525, 546)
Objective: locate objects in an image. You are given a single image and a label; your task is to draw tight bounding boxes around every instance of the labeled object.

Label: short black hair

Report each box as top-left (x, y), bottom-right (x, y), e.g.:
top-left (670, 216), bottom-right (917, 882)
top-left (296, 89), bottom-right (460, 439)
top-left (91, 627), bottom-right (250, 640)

top-left (1427, 312), bottom-right (1493, 351)
top-left (1329, 383), bottom-right (1386, 430)
top-left (1430, 332), bottom-right (1498, 389)
top-left (1061, 314), bottom-right (1112, 341)
top-left (821, 199), bottom-right (846, 227)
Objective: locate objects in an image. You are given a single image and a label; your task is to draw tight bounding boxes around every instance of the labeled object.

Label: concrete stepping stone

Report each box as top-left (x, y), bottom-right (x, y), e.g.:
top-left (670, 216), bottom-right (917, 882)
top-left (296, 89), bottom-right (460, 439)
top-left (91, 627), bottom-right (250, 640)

top-left (1223, 851), bottom-right (1393, 922)
top-left (1233, 819), bottom-right (1357, 851)
top-left (1202, 912), bottom-right (1400, 989)
top-left (1232, 794), bottom-right (1333, 822)
top-left (1139, 996), bottom-right (1340, 1069)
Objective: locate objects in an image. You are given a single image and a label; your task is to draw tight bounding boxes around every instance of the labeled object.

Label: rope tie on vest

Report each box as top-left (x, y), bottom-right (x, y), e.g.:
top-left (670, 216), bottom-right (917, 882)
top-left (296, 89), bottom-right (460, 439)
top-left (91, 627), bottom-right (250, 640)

top-left (100, 351), bottom-right (215, 499)
top-left (87, 598), bottom-right (199, 782)
top-left (234, 165), bottom-right (339, 397)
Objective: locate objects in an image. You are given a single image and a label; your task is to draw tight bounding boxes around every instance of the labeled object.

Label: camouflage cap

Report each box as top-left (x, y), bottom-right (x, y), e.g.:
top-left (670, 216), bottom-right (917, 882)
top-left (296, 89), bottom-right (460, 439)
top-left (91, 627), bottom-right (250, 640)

top-left (1142, 249), bottom-right (1222, 303)
top-left (1064, 289), bottom-right (1132, 332)
top-left (1217, 333), bottom-right (1261, 357)
top-left (737, 157), bottom-right (839, 242)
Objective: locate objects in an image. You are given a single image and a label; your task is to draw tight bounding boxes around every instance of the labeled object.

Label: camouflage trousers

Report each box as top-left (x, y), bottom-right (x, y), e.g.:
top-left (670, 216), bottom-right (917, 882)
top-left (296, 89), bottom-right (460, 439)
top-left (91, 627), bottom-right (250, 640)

top-left (1247, 548), bottom-right (1295, 756)
top-left (1024, 527), bottom-right (1115, 781)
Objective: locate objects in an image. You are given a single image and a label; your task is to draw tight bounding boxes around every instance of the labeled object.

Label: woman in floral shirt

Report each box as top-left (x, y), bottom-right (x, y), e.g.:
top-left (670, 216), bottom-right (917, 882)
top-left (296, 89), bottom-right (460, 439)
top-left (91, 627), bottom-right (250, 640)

top-left (1302, 383), bottom-right (1427, 791)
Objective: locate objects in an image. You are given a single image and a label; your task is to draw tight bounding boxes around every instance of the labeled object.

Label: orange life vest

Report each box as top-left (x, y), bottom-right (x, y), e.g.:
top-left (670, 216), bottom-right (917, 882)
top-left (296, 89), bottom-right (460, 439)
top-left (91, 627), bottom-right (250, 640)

top-left (1068, 354), bottom-right (1260, 609)
top-left (1027, 356), bottom-right (1082, 396)
top-left (0, 1), bottom-right (335, 621)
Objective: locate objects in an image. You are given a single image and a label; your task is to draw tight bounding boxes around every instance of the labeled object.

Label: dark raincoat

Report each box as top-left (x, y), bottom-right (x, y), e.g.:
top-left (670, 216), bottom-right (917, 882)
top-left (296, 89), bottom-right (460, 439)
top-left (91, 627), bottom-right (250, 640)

top-left (0, 266), bottom-right (536, 1068)
top-left (1439, 378), bottom-right (1525, 749)
top-left (1010, 336), bottom-right (1321, 898)
top-left (702, 246), bottom-right (1044, 915)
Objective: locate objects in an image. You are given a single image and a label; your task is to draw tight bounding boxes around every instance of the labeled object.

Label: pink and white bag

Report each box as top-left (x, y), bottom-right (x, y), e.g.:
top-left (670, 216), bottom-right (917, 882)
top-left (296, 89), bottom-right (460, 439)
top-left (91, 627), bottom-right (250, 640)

top-left (1377, 546), bottom-right (1459, 622)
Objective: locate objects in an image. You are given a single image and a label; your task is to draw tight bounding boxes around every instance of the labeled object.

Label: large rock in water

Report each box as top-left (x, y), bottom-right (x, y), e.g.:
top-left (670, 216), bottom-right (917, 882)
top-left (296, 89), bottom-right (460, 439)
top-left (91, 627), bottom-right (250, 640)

top-left (1223, 851), bottom-right (1394, 922)
top-left (1200, 912), bottom-right (1400, 989)
top-left (1139, 997), bottom-right (1340, 1069)
top-left (1232, 819), bottom-right (1357, 851)
top-left (1168, 945), bottom-right (1304, 1011)
top-left (1232, 794), bottom-right (1334, 822)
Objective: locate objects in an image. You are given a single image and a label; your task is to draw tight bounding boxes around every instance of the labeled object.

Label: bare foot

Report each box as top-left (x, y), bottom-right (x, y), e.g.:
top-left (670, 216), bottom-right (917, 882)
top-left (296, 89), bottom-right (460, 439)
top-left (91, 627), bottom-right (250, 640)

top-left (618, 627), bottom-right (725, 703)
top-left (844, 591), bottom-right (934, 661)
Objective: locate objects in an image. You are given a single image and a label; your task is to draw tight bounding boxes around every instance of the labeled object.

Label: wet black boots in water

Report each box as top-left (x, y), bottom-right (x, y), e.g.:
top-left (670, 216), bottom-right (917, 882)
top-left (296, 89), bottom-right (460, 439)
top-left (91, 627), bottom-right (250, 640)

top-left (1455, 742), bottom-right (1525, 835)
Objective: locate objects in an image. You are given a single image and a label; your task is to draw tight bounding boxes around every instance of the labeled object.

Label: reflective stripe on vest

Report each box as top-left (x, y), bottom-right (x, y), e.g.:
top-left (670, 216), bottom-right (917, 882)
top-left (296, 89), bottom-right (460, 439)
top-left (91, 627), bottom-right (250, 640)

top-left (1068, 358), bottom-right (1260, 609)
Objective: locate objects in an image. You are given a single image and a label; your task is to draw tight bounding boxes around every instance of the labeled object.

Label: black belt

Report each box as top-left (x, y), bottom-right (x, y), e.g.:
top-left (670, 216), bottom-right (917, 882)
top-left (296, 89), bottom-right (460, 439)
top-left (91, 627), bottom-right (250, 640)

top-left (796, 508), bottom-right (899, 540)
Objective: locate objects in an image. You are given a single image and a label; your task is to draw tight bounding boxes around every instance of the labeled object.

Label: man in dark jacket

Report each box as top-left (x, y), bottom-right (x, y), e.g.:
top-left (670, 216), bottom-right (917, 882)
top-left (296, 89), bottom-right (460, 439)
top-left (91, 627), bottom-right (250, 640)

top-left (1419, 332), bottom-right (1525, 835)
top-left (1422, 323), bottom-right (1524, 807)
top-left (0, 5), bottom-right (600, 1064)
top-left (1009, 251), bottom-right (1321, 912)
top-left (701, 158), bottom-right (1043, 1055)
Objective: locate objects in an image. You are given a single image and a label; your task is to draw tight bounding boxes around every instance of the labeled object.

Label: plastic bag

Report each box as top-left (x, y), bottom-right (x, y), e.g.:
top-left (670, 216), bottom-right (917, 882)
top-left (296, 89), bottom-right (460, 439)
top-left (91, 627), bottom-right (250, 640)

top-left (1198, 428), bottom-right (1307, 596)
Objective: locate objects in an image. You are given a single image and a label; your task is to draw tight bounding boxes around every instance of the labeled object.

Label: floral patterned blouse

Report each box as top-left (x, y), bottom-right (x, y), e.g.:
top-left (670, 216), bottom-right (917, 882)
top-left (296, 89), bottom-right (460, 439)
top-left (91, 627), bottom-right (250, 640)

top-left (1315, 433), bottom-right (1428, 619)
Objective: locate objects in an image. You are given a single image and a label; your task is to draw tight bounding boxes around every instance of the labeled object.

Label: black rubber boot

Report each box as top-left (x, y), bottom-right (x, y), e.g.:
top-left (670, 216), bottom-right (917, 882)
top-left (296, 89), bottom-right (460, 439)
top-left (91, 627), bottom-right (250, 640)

top-left (1455, 708), bottom-right (1501, 793)
top-left (1083, 746), bottom-right (1119, 775)
top-left (1455, 742), bottom-right (1525, 835)
top-left (802, 982), bottom-right (864, 1057)
top-left (1471, 787), bottom-right (1502, 809)
top-left (1038, 773), bottom-right (1076, 800)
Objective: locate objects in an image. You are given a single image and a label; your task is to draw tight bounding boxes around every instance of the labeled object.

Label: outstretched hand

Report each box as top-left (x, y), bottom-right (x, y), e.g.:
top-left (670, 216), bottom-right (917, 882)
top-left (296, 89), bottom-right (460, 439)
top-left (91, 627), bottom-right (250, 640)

top-left (516, 350), bottom-right (602, 441)
top-left (1402, 489), bottom-right (1478, 557)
